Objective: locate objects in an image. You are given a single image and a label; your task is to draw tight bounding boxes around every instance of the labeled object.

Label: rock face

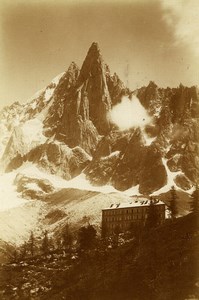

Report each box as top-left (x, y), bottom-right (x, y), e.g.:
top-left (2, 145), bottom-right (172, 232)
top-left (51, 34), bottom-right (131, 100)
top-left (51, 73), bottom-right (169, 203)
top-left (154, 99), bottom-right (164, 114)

top-left (0, 102), bottom-right (23, 158)
top-left (14, 174), bottom-right (55, 200)
top-left (76, 42), bottom-right (112, 134)
top-left (44, 43), bottom-right (121, 154)
top-left (85, 81), bottom-right (199, 193)
top-left (0, 43), bottom-right (198, 194)
top-left (85, 129), bottom-right (167, 194)
top-left (6, 142), bottom-right (92, 180)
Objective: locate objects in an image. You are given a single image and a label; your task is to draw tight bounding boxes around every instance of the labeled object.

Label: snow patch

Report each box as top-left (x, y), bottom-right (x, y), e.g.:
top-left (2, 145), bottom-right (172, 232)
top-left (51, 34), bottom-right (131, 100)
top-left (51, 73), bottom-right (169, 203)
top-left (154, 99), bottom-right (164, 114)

top-left (30, 101), bottom-right (37, 110)
top-left (0, 172), bottom-right (28, 211)
top-left (64, 173), bottom-right (119, 193)
top-left (151, 157), bottom-right (185, 195)
top-left (104, 198), bottom-right (164, 209)
top-left (19, 118), bottom-right (47, 155)
top-left (123, 185), bottom-right (141, 196)
top-left (142, 130), bottom-right (156, 146)
top-left (17, 162), bottom-right (75, 189)
top-left (154, 106), bottom-right (161, 117)
top-left (51, 72), bottom-right (65, 85)
top-left (36, 97), bottom-right (54, 122)
top-left (43, 72), bottom-right (65, 102)
top-left (25, 182), bottom-right (43, 192)
top-left (44, 87), bottom-right (55, 102)
top-left (17, 162), bottom-right (141, 196)
top-left (101, 151), bottom-right (120, 160)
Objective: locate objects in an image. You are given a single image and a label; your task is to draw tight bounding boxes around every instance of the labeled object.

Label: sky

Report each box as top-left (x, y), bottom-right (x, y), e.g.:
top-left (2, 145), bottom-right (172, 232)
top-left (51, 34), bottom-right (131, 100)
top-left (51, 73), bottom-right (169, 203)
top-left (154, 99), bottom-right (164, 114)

top-left (0, 0), bottom-right (199, 109)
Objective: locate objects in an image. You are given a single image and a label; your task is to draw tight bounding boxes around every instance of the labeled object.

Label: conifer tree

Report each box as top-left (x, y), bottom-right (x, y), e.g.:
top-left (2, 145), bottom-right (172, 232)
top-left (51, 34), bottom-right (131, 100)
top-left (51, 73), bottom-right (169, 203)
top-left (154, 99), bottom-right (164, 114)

top-left (62, 224), bottom-right (73, 252)
top-left (20, 242), bottom-right (27, 260)
top-left (112, 225), bottom-right (121, 248)
top-left (169, 186), bottom-right (178, 219)
top-left (29, 231), bottom-right (35, 257)
top-left (78, 224), bottom-right (97, 250)
top-left (101, 221), bottom-right (108, 239)
top-left (190, 185), bottom-right (199, 214)
top-left (41, 230), bottom-right (49, 255)
top-left (12, 249), bottom-right (18, 263)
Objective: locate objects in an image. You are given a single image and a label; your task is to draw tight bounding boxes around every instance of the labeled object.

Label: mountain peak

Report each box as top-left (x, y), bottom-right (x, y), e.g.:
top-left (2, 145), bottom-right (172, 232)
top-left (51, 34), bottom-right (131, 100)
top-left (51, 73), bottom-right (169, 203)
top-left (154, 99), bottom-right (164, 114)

top-left (89, 41), bottom-right (100, 51)
top-left (85, 41), bottom-right (102, 62)
top-left (78, 42), bottom-right (103, 86)
top-left (147, 81), bottom-right (158, 88)
top-left (67, 61), bottom-right (79, 72)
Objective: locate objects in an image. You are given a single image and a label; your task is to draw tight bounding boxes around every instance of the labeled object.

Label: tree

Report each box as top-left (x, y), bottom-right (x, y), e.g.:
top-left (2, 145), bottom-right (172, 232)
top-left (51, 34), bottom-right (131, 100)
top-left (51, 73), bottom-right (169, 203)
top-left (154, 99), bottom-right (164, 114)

top-left (28, 231), bottom-right (35, 257)
top-left (101, 221), bottom-right (108, 239)
top-left (145, 197), bottom-right (159, 229)
top-left (128, 222), bottom-right (144, 242)
top-left (20, 242), bottom-right (27, 260)
top-left (12, 249), bottom-right (18, 263)
top-left (169, 186), bottom-right (178, 219)
top-left (112, 225), bottom-right (121, 248)
top-left (78, 224), bottom-right (97, 250)
top-left (62, 224), bottom-right (73, 252)
top-left (190, 185), bottom-right (199, 214)
top-left (41, 230), bottom-right (49, 255)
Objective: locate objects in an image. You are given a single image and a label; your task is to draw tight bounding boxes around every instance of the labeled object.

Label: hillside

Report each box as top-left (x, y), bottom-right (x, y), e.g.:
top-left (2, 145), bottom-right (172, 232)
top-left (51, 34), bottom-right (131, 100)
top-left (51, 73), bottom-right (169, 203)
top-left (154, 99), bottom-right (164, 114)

top-left (0, 213), bottom-right (198, 300)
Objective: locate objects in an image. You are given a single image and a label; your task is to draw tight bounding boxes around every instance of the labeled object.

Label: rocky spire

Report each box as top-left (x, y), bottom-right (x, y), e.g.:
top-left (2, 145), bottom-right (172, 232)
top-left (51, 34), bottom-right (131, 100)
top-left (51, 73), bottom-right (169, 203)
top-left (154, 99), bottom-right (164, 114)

top-left (78, 42), bottom-right (103, 85)
top-left (67, 61), bottom-right (80, 73)
top-left (73, 42), bottom-right (112, 134)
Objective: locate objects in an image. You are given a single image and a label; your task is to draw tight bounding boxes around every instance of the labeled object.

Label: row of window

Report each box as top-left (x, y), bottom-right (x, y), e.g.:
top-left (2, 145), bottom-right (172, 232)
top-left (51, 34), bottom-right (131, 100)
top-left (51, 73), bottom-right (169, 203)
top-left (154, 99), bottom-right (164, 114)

top-left (106, 222), bottom-right (140, 230)
top-left (104, 213), bottom-right (165, 223)
top-left (106, 223), bottom-right (128, 229)
top-left (104, 214), bottom-right (146, 222)
top-left (103, 206), bottom-right (165, 216)
top-left (104, 208), bottom-right (148, 215)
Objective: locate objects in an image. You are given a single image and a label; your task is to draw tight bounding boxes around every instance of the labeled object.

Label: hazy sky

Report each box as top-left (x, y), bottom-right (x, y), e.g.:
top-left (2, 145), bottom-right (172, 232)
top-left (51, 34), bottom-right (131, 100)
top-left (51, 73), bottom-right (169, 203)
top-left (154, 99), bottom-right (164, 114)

top-left (0, 0), bottom-right (199, 109)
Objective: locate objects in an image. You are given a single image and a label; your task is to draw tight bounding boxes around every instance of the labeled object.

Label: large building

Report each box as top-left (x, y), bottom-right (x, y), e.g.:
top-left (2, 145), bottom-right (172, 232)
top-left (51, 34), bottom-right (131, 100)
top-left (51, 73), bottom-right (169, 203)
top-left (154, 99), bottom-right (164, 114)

top-left (102, 198), bottom-right (165, 235)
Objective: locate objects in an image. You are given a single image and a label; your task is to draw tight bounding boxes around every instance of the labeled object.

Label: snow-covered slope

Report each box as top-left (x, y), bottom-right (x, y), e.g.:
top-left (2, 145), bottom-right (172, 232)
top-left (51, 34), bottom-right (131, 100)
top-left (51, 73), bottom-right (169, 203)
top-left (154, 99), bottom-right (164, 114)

top-left (0, 72), bottom-right (67, 170)
top-left (0, 162), bottom-right (137, 245)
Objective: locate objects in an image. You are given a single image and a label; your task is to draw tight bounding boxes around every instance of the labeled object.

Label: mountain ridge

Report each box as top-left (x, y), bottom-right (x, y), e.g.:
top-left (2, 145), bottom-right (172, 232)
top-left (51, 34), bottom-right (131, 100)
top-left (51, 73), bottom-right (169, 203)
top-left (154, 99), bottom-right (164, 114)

top-left (0, 42), bottom-right (198, 195)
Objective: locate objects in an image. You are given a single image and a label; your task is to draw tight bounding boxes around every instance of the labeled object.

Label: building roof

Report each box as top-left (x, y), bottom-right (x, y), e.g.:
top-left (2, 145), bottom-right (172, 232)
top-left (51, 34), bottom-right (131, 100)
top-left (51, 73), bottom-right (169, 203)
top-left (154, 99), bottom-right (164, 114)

top-left (102, 198), bottom-right (165, 210)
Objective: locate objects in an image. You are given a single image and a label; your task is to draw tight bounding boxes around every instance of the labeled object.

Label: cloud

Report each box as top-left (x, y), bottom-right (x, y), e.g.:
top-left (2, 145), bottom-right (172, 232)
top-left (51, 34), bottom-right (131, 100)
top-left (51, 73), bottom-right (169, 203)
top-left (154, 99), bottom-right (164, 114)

top-left (109, 96), bottom-right (152, 131)
top-left (161, 0), bottom-right (199, 57)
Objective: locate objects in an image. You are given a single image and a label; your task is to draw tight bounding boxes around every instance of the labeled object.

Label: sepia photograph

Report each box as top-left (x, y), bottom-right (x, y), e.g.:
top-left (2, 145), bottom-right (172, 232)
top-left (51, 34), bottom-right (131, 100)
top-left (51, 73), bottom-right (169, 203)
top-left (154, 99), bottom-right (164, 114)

top-left (0, 0), bottom-right (198, 299)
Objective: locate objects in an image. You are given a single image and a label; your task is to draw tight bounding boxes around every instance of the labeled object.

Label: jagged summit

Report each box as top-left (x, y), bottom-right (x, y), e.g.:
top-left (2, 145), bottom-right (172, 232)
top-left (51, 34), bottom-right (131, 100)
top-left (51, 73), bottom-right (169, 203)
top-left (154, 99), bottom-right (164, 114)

top-left (78, 42), bottom-right (103, 85)
top-left (90, 41), bottom-right (100, 51)
top-left (147, 81), bottom-right (158, 88)
top-left (87, 42), bottom-right (101, 57)
top-left (67, 61), bottom-right (79, 72)
top-left (0, 43), bottom-right (198, 195)
top-left (83, 41), bottom-right (102, 63)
